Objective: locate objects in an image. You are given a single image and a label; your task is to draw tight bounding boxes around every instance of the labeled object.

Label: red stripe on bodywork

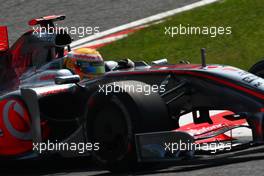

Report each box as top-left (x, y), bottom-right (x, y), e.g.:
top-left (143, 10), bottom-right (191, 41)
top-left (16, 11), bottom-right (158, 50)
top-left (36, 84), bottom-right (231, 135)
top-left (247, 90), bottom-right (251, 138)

top-left (183, 71), bottom-right (264, 100)
top-left (107, 69), bottom-right (264, 100)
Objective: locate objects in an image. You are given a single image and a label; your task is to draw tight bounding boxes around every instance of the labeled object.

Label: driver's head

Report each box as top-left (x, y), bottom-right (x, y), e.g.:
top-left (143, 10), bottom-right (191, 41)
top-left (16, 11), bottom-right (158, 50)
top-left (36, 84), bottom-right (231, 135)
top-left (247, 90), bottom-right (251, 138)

top-left (64, 48), bottom-right (105, 79)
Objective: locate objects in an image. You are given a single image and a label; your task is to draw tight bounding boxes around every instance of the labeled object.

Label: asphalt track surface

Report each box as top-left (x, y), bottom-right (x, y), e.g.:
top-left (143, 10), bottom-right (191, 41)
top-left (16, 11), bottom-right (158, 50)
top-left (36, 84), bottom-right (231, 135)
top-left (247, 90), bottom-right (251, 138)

top-left (1, 0), bottom-right (264, 176)
top-left (2, 145), bottom-right (264, 176)
top-left (0, 0), bottom-right (199, 44)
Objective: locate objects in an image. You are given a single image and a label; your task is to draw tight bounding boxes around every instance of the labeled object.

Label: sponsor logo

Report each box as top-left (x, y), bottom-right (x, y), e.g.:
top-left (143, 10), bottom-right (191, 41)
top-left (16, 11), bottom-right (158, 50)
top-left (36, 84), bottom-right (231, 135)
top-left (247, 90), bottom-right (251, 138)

top-left (2, 100), bottom-right (32, 140)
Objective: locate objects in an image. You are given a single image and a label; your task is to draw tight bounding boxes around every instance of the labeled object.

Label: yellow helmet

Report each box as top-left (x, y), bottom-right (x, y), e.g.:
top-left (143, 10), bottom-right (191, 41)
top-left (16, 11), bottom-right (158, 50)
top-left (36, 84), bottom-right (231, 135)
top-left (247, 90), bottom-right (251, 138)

top-left (64, 48), bottom-right (105, 79)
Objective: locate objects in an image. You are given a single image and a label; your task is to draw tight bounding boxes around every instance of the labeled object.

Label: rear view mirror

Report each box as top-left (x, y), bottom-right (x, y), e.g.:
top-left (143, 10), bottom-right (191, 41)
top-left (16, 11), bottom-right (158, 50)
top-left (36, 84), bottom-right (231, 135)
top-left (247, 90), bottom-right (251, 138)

top-left (55, 32), bottom-right (72, 46)
top-left (151, 59), bottom-right (168, 65)
top-left (55, 75), bottom-right (80, 85)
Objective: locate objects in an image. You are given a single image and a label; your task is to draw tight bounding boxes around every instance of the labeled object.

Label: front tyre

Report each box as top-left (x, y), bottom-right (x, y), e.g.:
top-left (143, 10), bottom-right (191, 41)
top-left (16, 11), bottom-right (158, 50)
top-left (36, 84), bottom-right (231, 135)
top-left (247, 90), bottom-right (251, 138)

top-left (86, 81), bottom-right (173, 172)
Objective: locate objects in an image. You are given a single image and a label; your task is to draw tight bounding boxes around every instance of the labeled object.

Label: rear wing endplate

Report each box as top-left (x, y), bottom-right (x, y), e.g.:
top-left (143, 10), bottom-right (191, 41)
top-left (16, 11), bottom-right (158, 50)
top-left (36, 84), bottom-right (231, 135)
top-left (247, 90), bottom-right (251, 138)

top-left (0, 26), bottom-right (9, 52)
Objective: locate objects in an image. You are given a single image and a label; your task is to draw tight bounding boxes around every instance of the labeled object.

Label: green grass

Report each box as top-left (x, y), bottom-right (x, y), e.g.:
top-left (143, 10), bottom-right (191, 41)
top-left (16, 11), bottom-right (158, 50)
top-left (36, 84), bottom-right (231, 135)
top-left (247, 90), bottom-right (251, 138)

top-left (99, 0), bottom-right (264, 70)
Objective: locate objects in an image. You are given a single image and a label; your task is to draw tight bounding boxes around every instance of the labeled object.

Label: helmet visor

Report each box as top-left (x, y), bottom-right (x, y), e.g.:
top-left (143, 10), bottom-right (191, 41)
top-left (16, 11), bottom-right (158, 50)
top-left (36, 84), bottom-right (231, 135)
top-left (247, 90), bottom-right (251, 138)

top-left (77, 60), bottom-right (105, 75)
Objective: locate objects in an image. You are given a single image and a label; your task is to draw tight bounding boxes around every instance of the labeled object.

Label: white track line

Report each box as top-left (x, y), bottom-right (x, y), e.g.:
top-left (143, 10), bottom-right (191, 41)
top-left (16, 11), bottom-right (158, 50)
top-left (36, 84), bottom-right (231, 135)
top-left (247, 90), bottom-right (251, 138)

top-left (71, 0), bottom-right (220, 49)
top-left (81, 33), bottom-right (128, 48)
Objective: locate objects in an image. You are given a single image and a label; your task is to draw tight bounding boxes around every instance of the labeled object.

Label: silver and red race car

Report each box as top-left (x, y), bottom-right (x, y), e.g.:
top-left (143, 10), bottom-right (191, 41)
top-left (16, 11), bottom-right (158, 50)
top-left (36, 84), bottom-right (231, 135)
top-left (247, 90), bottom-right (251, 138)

top-left (1, 15), bottom-right (264, 172)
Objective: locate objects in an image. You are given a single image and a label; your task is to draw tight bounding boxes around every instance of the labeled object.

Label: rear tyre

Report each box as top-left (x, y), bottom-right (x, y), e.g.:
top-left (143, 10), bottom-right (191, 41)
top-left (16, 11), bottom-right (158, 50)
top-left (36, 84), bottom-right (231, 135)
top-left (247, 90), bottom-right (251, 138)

top-left (249, 60), bottom-right (264, 77)
top-left (86, 81), bottom-right (173, 172)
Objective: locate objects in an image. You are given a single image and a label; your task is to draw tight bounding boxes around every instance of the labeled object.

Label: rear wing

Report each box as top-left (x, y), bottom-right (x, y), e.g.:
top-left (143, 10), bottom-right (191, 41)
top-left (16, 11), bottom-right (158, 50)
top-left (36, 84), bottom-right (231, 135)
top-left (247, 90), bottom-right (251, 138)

top-left (28, 15), bottom-right (65, 28)
top-left (0, 26), bottom-right (9, 52)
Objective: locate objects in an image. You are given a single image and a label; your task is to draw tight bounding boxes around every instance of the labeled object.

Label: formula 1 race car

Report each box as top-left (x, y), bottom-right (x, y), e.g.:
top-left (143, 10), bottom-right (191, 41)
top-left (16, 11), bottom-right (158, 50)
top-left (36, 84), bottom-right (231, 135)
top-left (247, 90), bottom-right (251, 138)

top-left (1, 15), bottom-right (264, 172)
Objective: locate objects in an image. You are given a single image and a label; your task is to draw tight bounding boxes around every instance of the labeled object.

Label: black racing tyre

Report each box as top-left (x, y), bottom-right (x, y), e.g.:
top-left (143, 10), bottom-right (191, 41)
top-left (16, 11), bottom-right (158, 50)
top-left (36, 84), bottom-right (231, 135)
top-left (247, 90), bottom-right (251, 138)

top-left (86, 81), bottom-right (173, 172)
top-left (249, 60), bottom-right (264, 78)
